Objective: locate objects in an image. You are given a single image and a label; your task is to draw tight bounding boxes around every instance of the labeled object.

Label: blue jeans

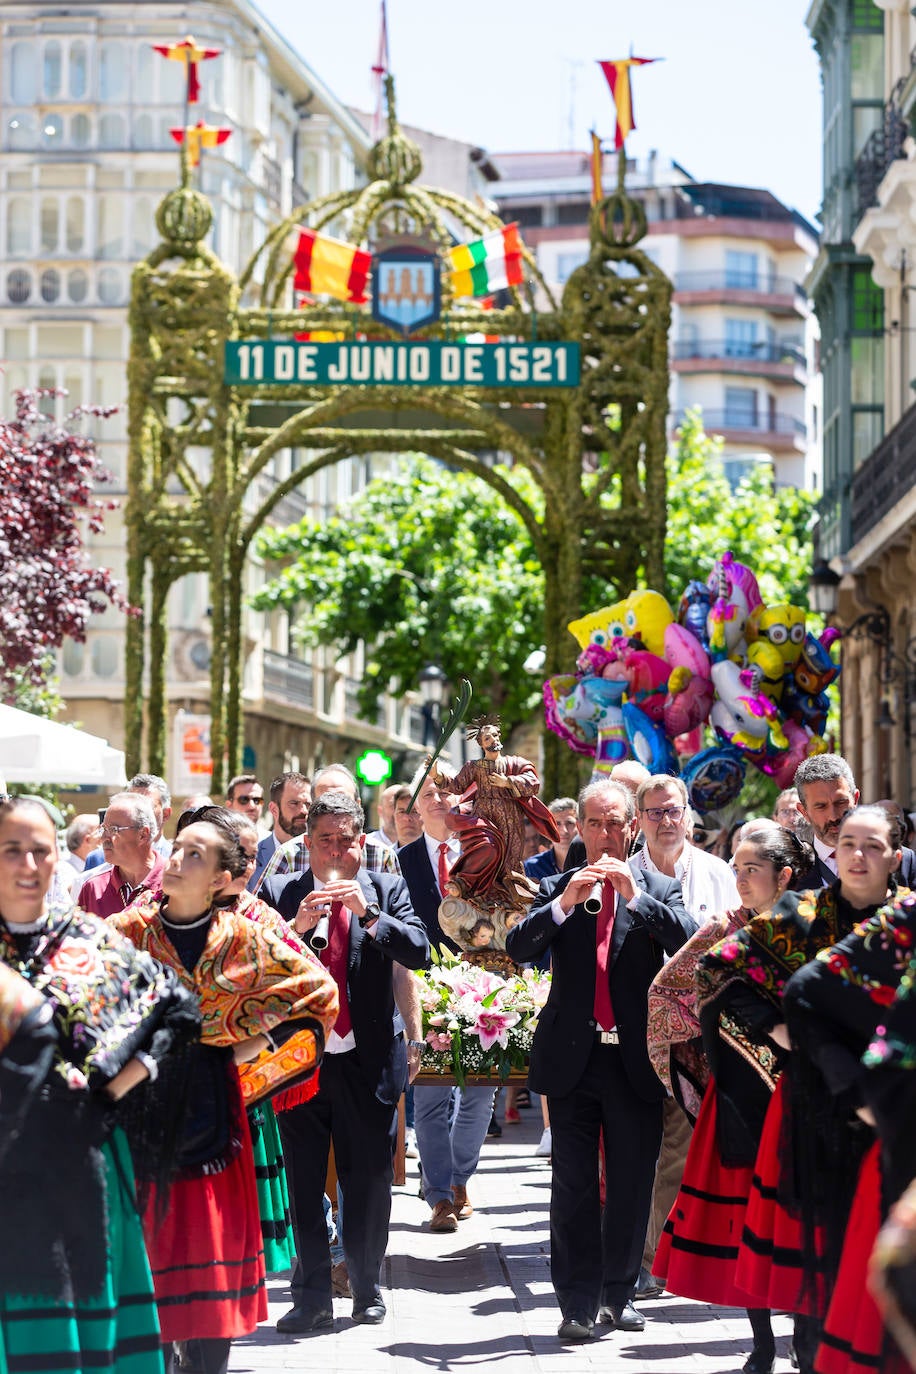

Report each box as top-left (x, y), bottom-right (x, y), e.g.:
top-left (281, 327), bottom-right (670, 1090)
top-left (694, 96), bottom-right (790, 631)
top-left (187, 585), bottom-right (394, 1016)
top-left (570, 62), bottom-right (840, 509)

top-left (413, 1084), bottom-right (495, 1209)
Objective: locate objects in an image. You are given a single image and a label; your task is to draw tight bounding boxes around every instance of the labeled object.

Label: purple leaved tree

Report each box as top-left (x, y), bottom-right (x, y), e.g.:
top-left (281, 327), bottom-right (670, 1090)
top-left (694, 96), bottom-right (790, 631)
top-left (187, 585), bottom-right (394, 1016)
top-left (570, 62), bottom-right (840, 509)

top-left (0, 389), bottom-right (132, 703)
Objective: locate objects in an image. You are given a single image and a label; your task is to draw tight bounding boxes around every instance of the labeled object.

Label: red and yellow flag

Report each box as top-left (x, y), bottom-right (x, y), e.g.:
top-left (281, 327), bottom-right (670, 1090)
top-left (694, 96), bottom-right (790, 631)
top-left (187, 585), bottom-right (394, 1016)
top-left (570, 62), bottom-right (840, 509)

top-left (590, 131), bottom-right (604, 206)
top-left (294, 229), bottom-right (372, 305)
top-left (598, 58), bottom-right (659, 149)
top-left (153, 36), bottom-right (221, 103)
top-left (170, 121), bottom-right (232, 168)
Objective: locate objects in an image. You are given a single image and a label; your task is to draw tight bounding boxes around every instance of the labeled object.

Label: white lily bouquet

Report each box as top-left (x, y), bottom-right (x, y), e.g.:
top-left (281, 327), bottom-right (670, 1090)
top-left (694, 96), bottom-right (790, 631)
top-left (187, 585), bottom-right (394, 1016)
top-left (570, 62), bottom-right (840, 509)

top-left (414, 948), bottom-right (551, 1087)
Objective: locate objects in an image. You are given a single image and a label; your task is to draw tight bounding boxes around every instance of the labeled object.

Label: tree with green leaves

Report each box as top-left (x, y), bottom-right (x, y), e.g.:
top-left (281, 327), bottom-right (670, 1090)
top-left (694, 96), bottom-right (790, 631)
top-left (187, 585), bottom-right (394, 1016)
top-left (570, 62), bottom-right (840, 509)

top-left (253, 457), bottom-right (546, 734)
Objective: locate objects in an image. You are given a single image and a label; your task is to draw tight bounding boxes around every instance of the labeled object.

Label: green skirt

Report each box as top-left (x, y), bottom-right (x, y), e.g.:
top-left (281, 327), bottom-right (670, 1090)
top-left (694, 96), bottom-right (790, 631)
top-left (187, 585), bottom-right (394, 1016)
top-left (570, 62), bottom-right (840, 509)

top-left (0, 1129), bottom-right (163, 1374)
top-left (247, 1102), bottom-right (295, 1274)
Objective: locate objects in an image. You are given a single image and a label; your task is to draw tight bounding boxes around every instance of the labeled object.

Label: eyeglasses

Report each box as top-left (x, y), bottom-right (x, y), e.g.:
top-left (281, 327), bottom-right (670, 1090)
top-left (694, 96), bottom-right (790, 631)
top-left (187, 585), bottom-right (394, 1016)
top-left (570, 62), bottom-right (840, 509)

top-left (641, 806), bottom-right (686, 823)
top-left (100, 824), bottom-right (139, 838)
top-left (234, 795), bottom-right (263, 805)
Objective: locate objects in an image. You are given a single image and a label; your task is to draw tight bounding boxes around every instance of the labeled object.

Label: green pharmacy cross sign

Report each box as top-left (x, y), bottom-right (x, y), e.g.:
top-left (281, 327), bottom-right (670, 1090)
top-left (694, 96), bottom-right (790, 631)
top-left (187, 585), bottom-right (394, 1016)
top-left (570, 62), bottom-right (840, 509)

top-left (224, 340), bottom-right (579, 388)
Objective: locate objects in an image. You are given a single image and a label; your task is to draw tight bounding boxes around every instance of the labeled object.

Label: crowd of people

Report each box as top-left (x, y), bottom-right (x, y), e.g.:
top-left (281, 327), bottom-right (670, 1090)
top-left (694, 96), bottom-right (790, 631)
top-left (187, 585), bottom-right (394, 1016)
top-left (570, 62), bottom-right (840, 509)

top-left (1, 746), bottom-right (915, 1374)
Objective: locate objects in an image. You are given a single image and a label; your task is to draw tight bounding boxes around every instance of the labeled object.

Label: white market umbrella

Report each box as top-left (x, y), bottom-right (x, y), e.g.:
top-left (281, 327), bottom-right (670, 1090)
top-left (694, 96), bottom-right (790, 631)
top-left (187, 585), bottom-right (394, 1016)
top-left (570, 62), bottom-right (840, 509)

top-left (0, 704), bottom-right (127, 787)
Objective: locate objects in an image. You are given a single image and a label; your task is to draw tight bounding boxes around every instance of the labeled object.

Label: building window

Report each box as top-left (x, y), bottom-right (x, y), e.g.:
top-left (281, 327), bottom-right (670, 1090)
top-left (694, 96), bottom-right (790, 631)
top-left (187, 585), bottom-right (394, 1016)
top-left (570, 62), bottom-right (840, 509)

top-left (61, 640), bottom-right (85, 677)
top-left (6, 199), bottom-right (31, 256)
top-left (724, 386), bottom-right (758, 426)
top-left (6, 269), bottom-right (32, 304)
top-left (91, 637), bottom-right (119, 678)
top-left (132, 197), bottom-right (154, 256)
top-left (66, 198), bottom-right (85, 253)
top-left (40, 269), bottom-right (61, 303)
top-left (136, 44), bottom-right (154, 103)
top-left (43, 41), bottom-right (62, 98)
top-left (42, 114), bottom-right (64, 149)
top-left (725, 250), bottom-right (758, 289)
top-left (134, 113), bottom-right (155, 149)
top-left (10, 43), bottom-right (37, 104)
top-left (852, 266), bottom-right (883, 332)
top-left (71, 113), bottom-right (91, 148)
top-left (40, 198), bottom-right (59, 254)
top-left (556, 201), bottom-right (590, 226)
top-left (70, 42), bottom-right (88, 99)
top-left (99, 113), bottom-right (126, 149)
top-left (97, 267), bottom-right (123, 303)
top-left (67, 268), bottom-right (88, 302)
top-left (8, 112), bottom-right (37, 150)
top-left (556, 251), bottom-right (588, 283)
top-left (724, 318), bottom-right (758, 358)
top-left (513, 205), bottom-right (543, 228)
top-left (97, 198), bottom-right (123, 258)
top-left (99, 43), bottom-right (126, 101)
top-left (38, 366), bottom-right (57, 417)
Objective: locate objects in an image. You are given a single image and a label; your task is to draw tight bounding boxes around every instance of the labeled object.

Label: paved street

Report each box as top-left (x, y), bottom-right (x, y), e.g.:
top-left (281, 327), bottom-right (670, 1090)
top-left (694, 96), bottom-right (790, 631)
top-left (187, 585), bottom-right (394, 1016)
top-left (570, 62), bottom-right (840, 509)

top-left (231, 1102), bottom-right (795, 1374)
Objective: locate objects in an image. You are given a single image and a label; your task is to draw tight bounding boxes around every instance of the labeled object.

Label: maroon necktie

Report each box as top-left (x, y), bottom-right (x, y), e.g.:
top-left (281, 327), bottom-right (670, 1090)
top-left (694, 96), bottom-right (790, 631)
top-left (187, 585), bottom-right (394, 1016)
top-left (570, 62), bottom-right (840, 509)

top-left (320, 900), bottom-right (352, 1039)
top-left (593, 882), bottom-right (615, 1032)
top-left (437, 841), bottom-right (450, 898)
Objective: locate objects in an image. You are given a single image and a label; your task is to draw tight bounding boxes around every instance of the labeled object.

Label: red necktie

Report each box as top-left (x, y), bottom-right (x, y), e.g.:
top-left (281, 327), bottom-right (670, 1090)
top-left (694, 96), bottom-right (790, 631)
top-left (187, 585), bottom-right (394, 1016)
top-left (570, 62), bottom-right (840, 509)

top-left (320, 900), bottom-right (352, 1039)
top-left (437, 841), bottom-right (450, 898)
top-left (593, 882), bottom-right (615, 1032)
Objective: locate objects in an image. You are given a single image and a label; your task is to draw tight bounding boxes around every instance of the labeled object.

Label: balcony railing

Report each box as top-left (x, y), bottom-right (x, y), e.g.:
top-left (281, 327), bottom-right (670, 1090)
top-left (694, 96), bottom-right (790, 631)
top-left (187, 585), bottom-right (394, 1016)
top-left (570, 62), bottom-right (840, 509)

top-left (344, 676), bottom-right (386, 728)
top-left (671, 409), bottom-right (806, 437)
top-left (854, 87), bottom-right (908, 220)
top-left (262, 650), bottom-right (315, 710)
top-left (671, 339), bottom-right (806, 367)
top-left (673, 271), bottom-right (805, 301)
top-left (850, 402), bottom-right (916, 546)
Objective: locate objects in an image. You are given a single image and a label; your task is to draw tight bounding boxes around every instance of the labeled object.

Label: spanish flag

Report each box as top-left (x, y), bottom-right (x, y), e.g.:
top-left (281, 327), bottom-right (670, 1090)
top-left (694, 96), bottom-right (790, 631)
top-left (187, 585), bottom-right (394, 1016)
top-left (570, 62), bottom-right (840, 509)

top-left (598, 57), bottom-right (659, 149)
top-left (294, 229), bottom-right (372, 305)
top-left (153, 36), bottom-right (221, 104)
top-left (447, 224), bottom-right (525, 299)
top-left (590, 131), bottom-right (604, 206)
top-left (170, 121), bottom-right (232, 168)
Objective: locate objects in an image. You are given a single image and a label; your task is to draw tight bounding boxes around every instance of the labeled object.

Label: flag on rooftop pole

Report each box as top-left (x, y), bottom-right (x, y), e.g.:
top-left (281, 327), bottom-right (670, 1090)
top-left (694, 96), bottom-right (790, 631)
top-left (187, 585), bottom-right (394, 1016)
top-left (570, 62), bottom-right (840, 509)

top-left (294, 229), bottom-right (372, 304)
top-left (447, 224), bottom-right (525, 299)
top-left (170, 121), bottom-right (231, 168)
top-left (590, 130), bottom-right (604, 205)
top-left (370, 0), bottom-right (390, 140)
top-left (597, 57), bottom-right (659, 149)
top-left (153, 36), bottom-right (221, 104)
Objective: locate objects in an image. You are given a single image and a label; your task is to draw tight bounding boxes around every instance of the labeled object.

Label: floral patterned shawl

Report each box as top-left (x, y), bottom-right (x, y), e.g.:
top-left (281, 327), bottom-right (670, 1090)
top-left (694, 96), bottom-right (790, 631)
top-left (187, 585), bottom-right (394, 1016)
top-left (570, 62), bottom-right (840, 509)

top-left (113, 898), bottom-right (339, 1105)
top-left (647, 909), bottom-right (746, 1120)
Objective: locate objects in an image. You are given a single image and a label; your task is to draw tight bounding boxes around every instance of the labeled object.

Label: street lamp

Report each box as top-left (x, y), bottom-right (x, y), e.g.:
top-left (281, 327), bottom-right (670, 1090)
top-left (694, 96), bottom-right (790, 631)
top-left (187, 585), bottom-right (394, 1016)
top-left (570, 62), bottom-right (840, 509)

top-left (808, 558), bottom-right (841, 617)
top-left (418, 663), bottom-right (448, 747)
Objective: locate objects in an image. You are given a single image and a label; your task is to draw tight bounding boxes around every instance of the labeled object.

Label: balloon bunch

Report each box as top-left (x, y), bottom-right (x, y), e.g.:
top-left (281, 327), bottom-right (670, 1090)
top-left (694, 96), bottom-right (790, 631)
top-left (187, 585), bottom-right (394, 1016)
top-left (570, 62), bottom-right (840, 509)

top-left (543, 552), bottom-right (840, 812)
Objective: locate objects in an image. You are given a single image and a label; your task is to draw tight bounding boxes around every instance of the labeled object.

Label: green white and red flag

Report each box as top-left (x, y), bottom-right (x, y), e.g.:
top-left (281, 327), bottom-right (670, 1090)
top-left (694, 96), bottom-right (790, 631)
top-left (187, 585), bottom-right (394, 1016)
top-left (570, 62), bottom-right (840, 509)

top-left (447, 224), bottom-right (525, 299)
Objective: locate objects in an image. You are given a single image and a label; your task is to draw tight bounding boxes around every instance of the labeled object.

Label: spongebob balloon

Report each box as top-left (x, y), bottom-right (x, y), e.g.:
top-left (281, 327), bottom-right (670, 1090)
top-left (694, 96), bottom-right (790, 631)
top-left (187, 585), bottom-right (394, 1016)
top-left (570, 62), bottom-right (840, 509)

top-left (568, 597), bottom-right (633, 653)
top-left (621, 590), bottom-right (674, 658)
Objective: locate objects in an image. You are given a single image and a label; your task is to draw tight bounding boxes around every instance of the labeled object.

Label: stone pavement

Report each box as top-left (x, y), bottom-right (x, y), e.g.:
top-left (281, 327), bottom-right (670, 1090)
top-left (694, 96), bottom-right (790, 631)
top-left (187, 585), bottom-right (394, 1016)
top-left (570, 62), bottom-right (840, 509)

top-left (231, 1100), bottom-right (795, 1374)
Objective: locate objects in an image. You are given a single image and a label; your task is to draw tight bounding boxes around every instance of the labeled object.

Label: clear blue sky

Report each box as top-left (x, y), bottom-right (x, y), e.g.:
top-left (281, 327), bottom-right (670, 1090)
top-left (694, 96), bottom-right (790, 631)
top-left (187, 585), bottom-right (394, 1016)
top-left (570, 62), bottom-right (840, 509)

top-left (255, 0), bottom-right (823, 226)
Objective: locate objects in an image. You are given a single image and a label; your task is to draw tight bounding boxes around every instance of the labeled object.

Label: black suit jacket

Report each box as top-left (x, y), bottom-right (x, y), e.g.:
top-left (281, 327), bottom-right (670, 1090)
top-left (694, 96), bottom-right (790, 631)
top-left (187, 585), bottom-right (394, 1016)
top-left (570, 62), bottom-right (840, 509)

top-left (397, 837), bottom-right (458, 959)
top-left (260, 867), bottom-right (429, 1105)
top-left (506, 866), bottom-right (697, 1103)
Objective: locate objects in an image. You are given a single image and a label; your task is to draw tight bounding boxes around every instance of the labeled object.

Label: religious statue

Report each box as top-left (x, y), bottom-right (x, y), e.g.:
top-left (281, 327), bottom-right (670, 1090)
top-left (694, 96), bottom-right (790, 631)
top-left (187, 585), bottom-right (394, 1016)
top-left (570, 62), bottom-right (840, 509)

top-left (430, 715), bottom-right (559, 954)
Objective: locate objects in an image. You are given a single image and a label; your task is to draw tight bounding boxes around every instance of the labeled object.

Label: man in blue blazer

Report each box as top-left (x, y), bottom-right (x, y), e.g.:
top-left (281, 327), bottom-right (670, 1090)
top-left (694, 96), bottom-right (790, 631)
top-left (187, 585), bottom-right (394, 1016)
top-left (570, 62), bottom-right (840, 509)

top-left (261, 791), bottom-right (429, 1332)
top-left (506, 779), bottom-right (696, 1343)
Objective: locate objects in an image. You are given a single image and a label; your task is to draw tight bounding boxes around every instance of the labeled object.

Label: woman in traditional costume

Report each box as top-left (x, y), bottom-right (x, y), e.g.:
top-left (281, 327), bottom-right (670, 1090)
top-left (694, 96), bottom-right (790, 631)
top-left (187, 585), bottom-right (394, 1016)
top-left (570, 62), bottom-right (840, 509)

top-left (699, 805), bottom-right (903, 1374)
top-left (0, 796), bottom-right (197, 1374)
top-left (112, 819), bottom-right (338, 1374)
top-left (866, 948), bottom-right (916, 1369)
top-left (651, 820), bottom-right (813, 1374)
top-left (783, 827), bottom-right (915, 1374)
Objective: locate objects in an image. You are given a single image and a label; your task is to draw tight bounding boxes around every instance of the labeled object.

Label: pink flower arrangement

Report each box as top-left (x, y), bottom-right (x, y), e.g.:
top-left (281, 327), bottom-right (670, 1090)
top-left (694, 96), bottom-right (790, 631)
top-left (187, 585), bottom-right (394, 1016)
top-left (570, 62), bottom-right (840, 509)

top-left (415, 949), bottom-right (550, 1085)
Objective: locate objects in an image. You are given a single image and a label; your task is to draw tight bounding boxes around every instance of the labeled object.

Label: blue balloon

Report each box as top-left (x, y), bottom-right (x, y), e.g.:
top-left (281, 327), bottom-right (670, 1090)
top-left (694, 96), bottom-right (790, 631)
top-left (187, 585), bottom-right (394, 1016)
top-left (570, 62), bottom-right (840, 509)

top-left (681, 745), bottom-right (746, 814)
top-left (622, 703), bottom-right (678, 775)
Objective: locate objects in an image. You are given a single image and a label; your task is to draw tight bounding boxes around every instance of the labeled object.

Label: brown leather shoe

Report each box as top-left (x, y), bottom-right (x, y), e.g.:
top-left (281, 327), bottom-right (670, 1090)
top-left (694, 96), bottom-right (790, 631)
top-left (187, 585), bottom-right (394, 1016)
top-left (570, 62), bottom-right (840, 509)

top-left (452, 1185), bottom-right (473, 1219)
top-left (428, 1199), bottom-right (459, 1232)
top-left (331, 1259), bottom-right (350, 1297)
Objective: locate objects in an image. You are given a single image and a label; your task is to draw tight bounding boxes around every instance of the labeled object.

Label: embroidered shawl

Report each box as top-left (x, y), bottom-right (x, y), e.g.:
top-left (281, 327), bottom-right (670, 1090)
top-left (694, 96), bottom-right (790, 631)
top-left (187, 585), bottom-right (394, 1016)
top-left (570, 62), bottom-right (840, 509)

top-left (647, 909), bottom-right (745, 1118)
top-left (0, 904), bottom-right (197, 1090)
top-left (113, 898), bottom-right (339, 1105)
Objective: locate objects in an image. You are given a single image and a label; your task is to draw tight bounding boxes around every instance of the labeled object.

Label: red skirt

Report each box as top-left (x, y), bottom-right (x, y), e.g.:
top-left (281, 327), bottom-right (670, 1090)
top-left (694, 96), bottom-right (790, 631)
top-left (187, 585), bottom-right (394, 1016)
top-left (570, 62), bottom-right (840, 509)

top-left (655, 1082), bottom-right (760, 1307)
top-left (142, 1121), bottom-right (268, 1342)
top-left (816, 1143), bottom-right (909, 1374)
top-left (735, 1076), bottom-right (827, 1316)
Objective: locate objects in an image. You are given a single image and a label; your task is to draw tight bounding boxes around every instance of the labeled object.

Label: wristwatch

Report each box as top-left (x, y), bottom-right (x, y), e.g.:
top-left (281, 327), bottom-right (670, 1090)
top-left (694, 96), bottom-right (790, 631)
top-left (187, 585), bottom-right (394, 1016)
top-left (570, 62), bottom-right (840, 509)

top-left (359, 901), bottom-right (382, 928)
